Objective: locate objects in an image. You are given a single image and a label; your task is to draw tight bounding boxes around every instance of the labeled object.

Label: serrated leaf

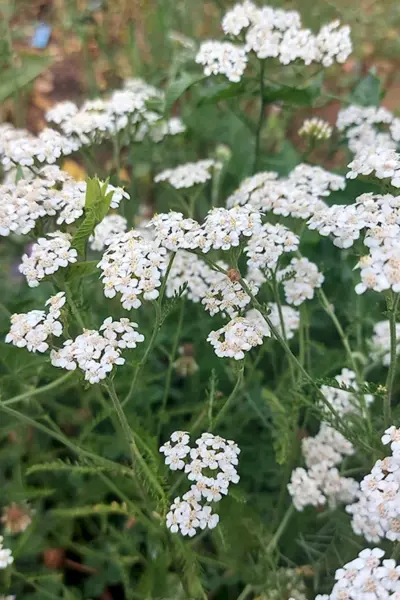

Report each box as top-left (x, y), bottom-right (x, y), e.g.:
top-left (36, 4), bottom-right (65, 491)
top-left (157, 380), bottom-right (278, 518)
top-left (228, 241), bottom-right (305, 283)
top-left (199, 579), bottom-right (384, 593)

top-left (71, 211), bottom-right (97, 257)
top-left (165, 72), bottom-right (204, 111)
top-left (0, 53), bottom-right (53, 102)
top-left (350, 70), bottom-right (382, 107)
top-left (84, 178), bottom-right (103, 210)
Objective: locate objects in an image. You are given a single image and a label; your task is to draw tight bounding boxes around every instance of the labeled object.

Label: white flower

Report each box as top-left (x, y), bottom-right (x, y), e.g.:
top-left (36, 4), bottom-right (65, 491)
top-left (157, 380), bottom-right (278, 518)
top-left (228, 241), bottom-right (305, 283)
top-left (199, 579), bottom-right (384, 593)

top-left (207, 316), bottom-right (267, 360)
top-left (19, 232), bottom-right (77, 287)
top-left (195, 41), bottom-right (248, 83)
top-left (0, 536), bottom-right (13, 569)
top-left (161, 432), bottom-right (240, 536)
top-left (278, 257), bottom-right (324, 306)
top-left (244, 222), bottom-right (299, 271)
top-left (89, 214), bottom-right (128, 251)
top-left (246, 305), bottom-right (300, 340)
top-left (98, 231), bottom-right (169, 309)
top-left (50, 318), bottom-right (144, 384)
top-left (155, 159), bottom-right (219, 189)
top-left (320, 368), bottom-right (374, 418)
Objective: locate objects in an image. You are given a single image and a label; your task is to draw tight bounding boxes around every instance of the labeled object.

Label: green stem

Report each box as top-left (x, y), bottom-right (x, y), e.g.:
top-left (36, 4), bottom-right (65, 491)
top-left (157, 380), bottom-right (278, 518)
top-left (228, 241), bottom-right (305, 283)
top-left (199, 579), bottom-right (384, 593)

top-left (105, 380), bottom-right (137, 466)
top-left (253, 59), bottom-right (266, 174)
top-left (211, 362), bottom-right (245, 430)
top-left (3, 372), bottom-right (74, 406)
top-left (237, 584), bottom-right (253, 600)
top-left (272, 271), bottom-right (295, 384)
top-left (385, 292), bottom-right (400, 427)
top-left (157, 298), bottom-right (186, 437)
top-left (65, 283), bottom-right (85, 329)
top-left (266, 505), bottom-right (295, 553)
top-left (123, 252), bottom-right (176, 407)
top-left (318, 289), bottom-right (359, 376)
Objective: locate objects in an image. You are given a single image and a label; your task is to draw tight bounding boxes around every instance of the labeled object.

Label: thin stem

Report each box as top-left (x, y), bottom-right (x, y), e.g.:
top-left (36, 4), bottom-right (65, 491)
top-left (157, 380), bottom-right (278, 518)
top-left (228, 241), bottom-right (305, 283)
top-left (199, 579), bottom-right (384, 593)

top-left (266, 505), bottom-right (295, 553)
top-left (385, 292), bottom-right (400, 427)
top-left (157, 298), bottom-right (186, 437)
top-left (65, 283), bottom-right (85, 329)
top-left (211, 362), bottom-right (245, 430)
top-left (272, 271), bottom-right (295, 384)
top-left (3, 372), bottom-right (74, 406)
top-left (123, 253), bottom-right (176, 407)
top-left (105, 380), bottom-right (137, 466)
top-left (237, 584), bottom-right (253, 600)
top-left (253, 59), bottom-right (266, 174)
top-left (318, 289), bottom-right (359, 376)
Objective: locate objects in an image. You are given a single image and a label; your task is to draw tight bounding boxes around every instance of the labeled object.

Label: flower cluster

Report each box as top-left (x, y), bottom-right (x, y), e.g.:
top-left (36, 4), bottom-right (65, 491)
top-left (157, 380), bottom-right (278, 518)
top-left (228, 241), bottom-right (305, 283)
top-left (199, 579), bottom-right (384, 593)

top-left (50, 318), bottom-right (144, 384)
top-left (154, 159), bottom-right (220, 189)
top-left (369, 320), bottom-right (400, 367)
top-left (6, 293), bottom-right (65, 353)
top-left (246, 305), bottom-right (300, 340)
top-left (337, 104), bottom-right (398, 155)
top-left (0, 537), bottom-right (13, 569)
top-left (206, 3), bottom-right (351, 78)
top-left (278, 257), bottom-right (324, 306)
top-left (160, 431), bottom-right (240, 536)
top-left (288, 423), bottom-right (358, 511)
top-left (347, 147), bottom-right (400, 188)
top-left (89, 214), bottom-right (128, 252)
top-left (226, 163), bottom-right (345, 219)
top-left (0, 164), bottom-right (129, 238)
top-left (244, 222), bottom-right (299, 271)
top-left (195, 41), bottom-right (247, 83)
top-left (315, 548), bottom-right (400, 599)
top-left (207, 316), bottom-right (267, 359)
top-left (298, 117), bottom-right (332, 140)
top-left (150, 206), bottom-right (262, 253)
top-left (46, 79), bottom-right (184, 147)
top-left (346, 426), bottom-right (400, 543)
top-left (320, 368), bottom-right (374, 418)
top-left (262, 568), bottom-right (307, 600)
top-left (97, 231), bottom-right (169, 309)
top-left (19, 232), bottom-right (78, 287)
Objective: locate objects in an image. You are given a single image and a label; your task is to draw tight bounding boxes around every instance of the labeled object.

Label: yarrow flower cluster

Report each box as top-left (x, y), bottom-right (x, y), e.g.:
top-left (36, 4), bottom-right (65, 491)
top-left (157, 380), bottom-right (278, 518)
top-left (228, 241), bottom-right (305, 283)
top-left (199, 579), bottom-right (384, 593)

top-left (195, 41), bottom-right (247, 83)
top-left (244, 222), bottom-right (299, 271)
top-left (6, 293), bottom-right (65, 353)
top-left (315, 547), bottom-right (400, 599)
top-left (288, 423), bottom-right (358, 511)
top-left (320, 368), bottom-right (374, 418)
top-left (160, 431), bottom-right (240, 536)
top-left (45, 78), bottom-right (184, 147)
top-left (298, 117), bottom-right (333, 140)
top-left (226, 164), bottom-right (345, 219)
top-left (207, 316), bottom-right (267, 359)
top-left (0, 162), bottom-right (129, 239)
top-left (346, 426), bottom-right (400, 543)
top-left (89, 214), bottom-right (128, 252)
top-left (0, 536), bottom-right (13, 569)
top-left (98, 231), bottom-right (169, 310)
top-left (337, 104), bottom-right (399, 155)
top-left (50, 318), bottom-right (144, 384)
top-left (154, 159), bottom-right (220, 189)
top-left (150, 206), bottom-right (262, 253)
top-left (369, 320), bottom-right (400, 367)
top-left (277, 257), bottom-right (324, 306)
top-left (246, 305), bottom-right (300, 340)
top-left (196, 2), bottom-right (351, 83)
top-left (19, 232), bottom-right (78, 287)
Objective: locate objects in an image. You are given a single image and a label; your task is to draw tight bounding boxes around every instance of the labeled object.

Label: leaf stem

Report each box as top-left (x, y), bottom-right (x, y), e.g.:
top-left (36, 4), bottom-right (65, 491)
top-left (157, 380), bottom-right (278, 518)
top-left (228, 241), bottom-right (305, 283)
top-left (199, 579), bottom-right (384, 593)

top-left (3, 372), bottom-right (75, 406)
top-left (385, 292), bottom-right (400, 427)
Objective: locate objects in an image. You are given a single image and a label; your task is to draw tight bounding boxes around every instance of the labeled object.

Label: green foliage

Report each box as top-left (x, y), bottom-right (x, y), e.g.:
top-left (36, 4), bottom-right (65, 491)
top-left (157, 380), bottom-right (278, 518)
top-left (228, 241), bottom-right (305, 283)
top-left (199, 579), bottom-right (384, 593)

top-left (0, 54), bottom-right (53, 103)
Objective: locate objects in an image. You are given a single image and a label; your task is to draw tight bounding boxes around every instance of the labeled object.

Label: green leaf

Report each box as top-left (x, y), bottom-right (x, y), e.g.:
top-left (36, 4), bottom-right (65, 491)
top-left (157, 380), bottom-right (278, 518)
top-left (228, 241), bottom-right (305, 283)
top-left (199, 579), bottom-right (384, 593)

top-left (0, 53), bottom-right (53, 102)
top-left (262, 73), bottom-right (323, 106)
top-left (71, 178), bottom-right (113, 257)
top-left (66, 260), bottom-right (99, 281)
top-left (350, 70), bottom-right (382, 107)
top-left (197, 80), bottom-right (252, 105)
top-left (165, 72), bottom-right (204, 111)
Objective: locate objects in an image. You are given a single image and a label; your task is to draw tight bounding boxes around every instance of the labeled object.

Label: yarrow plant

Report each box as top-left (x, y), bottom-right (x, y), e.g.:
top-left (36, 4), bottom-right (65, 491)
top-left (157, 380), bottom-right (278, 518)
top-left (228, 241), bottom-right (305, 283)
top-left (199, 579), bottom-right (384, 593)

top-left (2, 3), bottom-right (400, 599)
